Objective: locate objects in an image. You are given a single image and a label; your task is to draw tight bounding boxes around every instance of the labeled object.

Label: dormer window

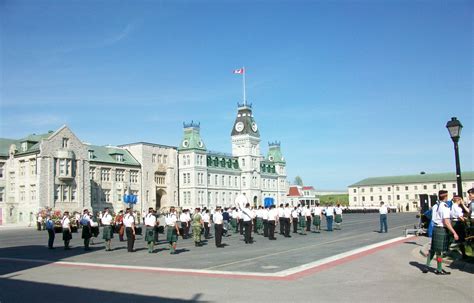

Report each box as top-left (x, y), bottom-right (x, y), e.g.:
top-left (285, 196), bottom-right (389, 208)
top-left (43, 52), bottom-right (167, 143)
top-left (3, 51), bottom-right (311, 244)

top-left (88, 151), bottom-right (94, 159)
top-left (62, 138), bottom-right (69, 148)
top-left (116, 154), bottom-right (123, 162)
top-left (21, 142), bottom-right (28, 152)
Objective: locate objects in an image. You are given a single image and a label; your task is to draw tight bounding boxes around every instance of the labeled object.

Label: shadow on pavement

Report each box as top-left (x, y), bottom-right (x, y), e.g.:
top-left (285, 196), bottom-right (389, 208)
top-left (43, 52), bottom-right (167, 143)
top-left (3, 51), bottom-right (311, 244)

top-left (0, 278), bottom-right (208, 303)
top-left (404, 241), bottom-right (423, 247)
top-left (409, 261), bottom-right (430, 273)
top-left (447, 259), bottom-right (474, 274)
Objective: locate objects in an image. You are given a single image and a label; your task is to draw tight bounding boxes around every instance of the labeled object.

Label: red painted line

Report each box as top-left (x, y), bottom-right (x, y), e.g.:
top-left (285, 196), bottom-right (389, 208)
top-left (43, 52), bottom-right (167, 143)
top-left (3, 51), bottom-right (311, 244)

top-left (0, 236), bottom-right (415, 281)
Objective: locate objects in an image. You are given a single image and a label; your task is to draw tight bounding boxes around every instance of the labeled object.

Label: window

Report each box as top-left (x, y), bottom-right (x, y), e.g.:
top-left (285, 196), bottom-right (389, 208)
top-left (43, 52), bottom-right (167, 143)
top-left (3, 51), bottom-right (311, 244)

top-left (433, 184), bottom-right (436, 189)
top-left (20, 186), bottom-right (25, 201)
top-left (63, 186), bottom-right (69, 201)
top-left (130, 171), bottom-right (139, 183)
top-left (29, 159), bottom-right (36, 175)
top-left (222, 175), bottom-right (225, 186)
top-left (207, 174), bottom-right (211, 185)
top-left (228, 176), bottom-right (232, 187)
top-left (405, 186), bottom-right (409, 191)
top-left (163, 155), bottom-right (168, 164)
top-left (101, 168), bottom-right (111, 181)
top-left (21, 142), bottom-right (28, 152)
top-left (117, 189), bottom-right (122, 201)
top-left (88, 151), bottom-right (94, 159)
top-left (183, 173), bottom-right (187, 184)
top-left (415, 194), bottom-right (419, 199)
top-left (353, 197), bottom-right (357, 202)
top-left (361, 188), bottom-right (365, 193)
top-left (362, 196), bottom-right (365, 202)
top-left (102, 189), bottom-right (110, 202)
top-left (452, 184), bottom-right (456, 188)
top-left (396, 186), bottom-right (400, 191)
top-left (234, 177), bottom-right (238, 187)
top-left (215, 175), bottom-right (218, 185)
top-left (370, 196), bottom-right (373, 201)
top-left (353, 189), bottom-right (357, 193)
top-left (158, 155), bottom-right (162, 164)
top-left (30, 185), bottom-right (36, 201)
top-left (19, 161), bottom-right (26, 177)
top-left (405, 194), bottom-right (409, 199)
top-left (442, 184), bottom-right (446, 189)
top-left (370, 187), bottom-right (373, 192)
top-left (0, 162), bottom-right (4, 178)
top-left (62, 138), bottom-right (69, 148)
top-left (152, 154), bottom-right (157, 163)
top-left (396, 195), bottom-right (400, 200)
top-left (0, 187), bottom-right (4, 202)
top-left (116, 169), bottom-right (125, 182)
top-left (388, 195), bottom-right (391, 200)
top-left (54, 185), bottom-right (60, 201)
top-left (242, 177), bottom-right (246, 187)
top-left (379, 196), bottom-right (382, 201)
top-left (387, 187), bottom-right (391, 191)
top-left (89, 167), bottom-right (96, 180)
top-left (242, 158), bottom-right (246, 167)
top-left (414, 185), bottom-right (418, 190)
top-left (115, 154), bottom-right (123, 162)
top-left (9, 172), bottom-right (15, 192)
top-left (71, 186), bottom-right (77, 201)
top-left (423, 185), bottom-right (427, 190)
top-left (155, 172), bottom-right (165, 185)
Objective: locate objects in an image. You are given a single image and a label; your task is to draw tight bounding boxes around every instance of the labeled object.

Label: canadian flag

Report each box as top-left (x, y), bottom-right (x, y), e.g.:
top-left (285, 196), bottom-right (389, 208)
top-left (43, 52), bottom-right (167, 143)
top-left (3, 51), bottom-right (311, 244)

top-left (233, 68), bottom-right (245, 74)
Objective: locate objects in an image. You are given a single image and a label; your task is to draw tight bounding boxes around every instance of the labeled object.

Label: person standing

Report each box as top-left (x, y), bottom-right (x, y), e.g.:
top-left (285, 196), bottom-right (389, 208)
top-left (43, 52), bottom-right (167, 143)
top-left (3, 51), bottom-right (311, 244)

top-left (165, 207), bottom-right (180, 254)
top-left (379, 202), bottom-right (388, 233)
top-left (61, 211), bottom-right (72, 250)
top-left (213, 207), bottom-right (225, 248)
top-left (423, 190), bottom-right (459, 274)
top-left (231, 207), bottom-right (239, 233)
top-left (312, 203), bottom-right (323, 233)
top-left (268, 205), bottom-right (278, 240)
top-left (81, 209), bottom-right (92, 251)
top-left (37, 213), bottom-right (43, 231)
top-left (202, 209), bottom-right (211, 239)
top-left (192, 208), bottom-right (203, 247)
top-left (255, 206), bottom-right (264, 235)
top-left (238, 208), bottom-right (244, 235)
top-left (180, 209), bottom-right (190, 240)
top-left (325, 204), bottom-right (335, 232)
top-left (115, 210), bottom-right (125, 242)
top-left (101, 207), bottom-right (113, 251)
top-left (283, 203), bottom-right (292, 238)
top-left (335, 204), bottom-right (343, 230)
top-left (123, 208), bottom-right (136, 252)
top-left (45, 215), bottom-right (55, 249)
top-left (304, 205), bottom-right (312, 233)
top-left (144, 208), bottom-right (157, 253)
top-left (450, 196), bottom-right (467, 259)
top-left (468, 188), bottom-right (474, 226)
top-left (278, 204), bottom-right (285, 235)
top-left (222, 207), bottom-right (230, 237)
top-left (291, 207), bottom-right (299, 234)
top-left (242, 203), bottom-right (253, 244)
top-left (262, 206), bottom-right (269, 238)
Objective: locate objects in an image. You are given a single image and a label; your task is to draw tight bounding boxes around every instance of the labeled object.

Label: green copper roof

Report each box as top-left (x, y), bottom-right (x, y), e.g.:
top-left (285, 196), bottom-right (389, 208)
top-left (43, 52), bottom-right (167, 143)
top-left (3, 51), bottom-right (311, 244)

top-left (349, 171), bottom-right (474, 187)
top-left (207, 153), bottom-right (240, 171)
top-left (0, 138), bottom-right (18, 157)
top-left (0, 132), bottom-right (53, 157)
top-left (260, 161), bottom-right (277, 174)
top-left (231, 105), bottom-right (260, 137)
top-left (178, 122), bottom-right (207, 151)
top-left (267, 142), bottom-right (285, 163)
top-left (88, 145), bottom-right (140, 166)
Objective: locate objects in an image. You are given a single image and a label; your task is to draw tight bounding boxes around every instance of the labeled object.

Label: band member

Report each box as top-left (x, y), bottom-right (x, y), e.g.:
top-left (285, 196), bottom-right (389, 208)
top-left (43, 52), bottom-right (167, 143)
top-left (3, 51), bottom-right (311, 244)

top-left (202, 209), bottom-right (211, 239)
top-left (81, 209), bottom-right (92, 251)
top-left (242, 203), bottom-right (253, 244)
top-left (61, 211), bottom-right (72, 250)
top-left (312, 203), bottom-right (323, 232)
top-left (450, 196), bottom-right (467, 259)
top-left (291, 207), bottom-right (299, 234)
top-left (180, 209), bottom-right (190, 239)
top-left (284, 203), bottom-right (292, 237)
top-left (37, 213), bottom-right (43, 231)
top-left (222, 207), bottom-right (230, 237)
top-left (115, 210), bottom-right (125, 241)
top-left (304, 205), bottom-right (312, 232)
top-left (231, 207), bottom-right (239, 233)
top-left (262, 206), bottom-right (269, 237)
top-left (335, 203), bottom-right (343, 230)
top-left (144, 208), bottom-right (157, 253)
top-left (101, 207), bottom-right (113, 251)
top-left (423, 190), bottom-right (458, 274)
top-left (213, 207), bottom-right (225, 248)
top-left (325, 204), bottom-right (335, 231)
top-left (192, 208), bottom-right (203, 247)
top-left (255, 206), bottom-right (264, 235)
top-left (123, 208), bottom-right (136, 252)
top-left (278, 204), bottom-right (285, 235)
top-left (268, 205), bottom-right (278, 240)
top-left (45, 215), bottom-right (55, 249)
top-left (379, 202), bottom-right (388, 233)
top-left (238, 208), bottom-right (244, 235)
top-left (166, 207), bottom-right (180, 254)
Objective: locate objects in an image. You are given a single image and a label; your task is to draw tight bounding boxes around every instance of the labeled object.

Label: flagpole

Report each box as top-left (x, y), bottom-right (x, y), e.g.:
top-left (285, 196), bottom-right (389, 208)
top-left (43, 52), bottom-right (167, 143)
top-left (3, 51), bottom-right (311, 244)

top-left (243, 66), bottom-right (246, 106)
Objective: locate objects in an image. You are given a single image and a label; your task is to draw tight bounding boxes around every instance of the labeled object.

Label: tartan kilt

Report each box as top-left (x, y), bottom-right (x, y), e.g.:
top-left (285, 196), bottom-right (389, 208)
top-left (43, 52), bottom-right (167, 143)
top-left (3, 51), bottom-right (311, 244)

top-left (230, 218), bottom-right (237, 229)
top-left (335, 214), bottom-right (342, 224)
top-left (313, 216), bottom-right (321, 226)
top-left (102, 225), bottom-right (114, 240)
top-left (145, 226), bottom-right (156, 242)
top-left (431, 227), bottom-right (450, 254)
top-left (256, 218), bottom-right (263, 230)
top-left (62, 229), bottom-right (72, 241)
top-left (299, 216), bottom-right (306, 228)
top-left (166, 226), bottom-right (178, 243)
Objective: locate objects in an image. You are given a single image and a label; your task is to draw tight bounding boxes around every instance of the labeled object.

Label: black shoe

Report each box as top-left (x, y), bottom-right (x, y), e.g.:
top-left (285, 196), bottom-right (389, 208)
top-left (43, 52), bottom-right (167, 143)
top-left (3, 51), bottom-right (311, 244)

top-left (441, 269), bottom-right (451, 275)
top-left (434, 270), bottom-right (450, 275)
top-left (422, 268), bottom-right (429, 274)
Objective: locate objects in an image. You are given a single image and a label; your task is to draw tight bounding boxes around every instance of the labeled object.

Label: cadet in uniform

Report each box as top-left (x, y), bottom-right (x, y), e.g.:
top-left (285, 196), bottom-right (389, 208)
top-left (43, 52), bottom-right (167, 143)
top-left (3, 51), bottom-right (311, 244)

top-left (291, 207), bottom-right (299, 234)
top-left (334, 204), bottom-right (343, 230)
top-left (450, 196), bottom-right (467, 259)
top-left (123, 208), bottom-right (136, 252)
top-left (213, 207), bottom-right (225, 248)
top-left (101, 207), bottom-right (114, 251)
top-left (144, 208), bottom-right (157, 253)
top-left (202, 209), bottom-right (211, 239)
top-left (242, 203), bottom-right (253, 244)
top-left (379, 202), bottom-right (388, 233)
top-left (304, 205), bottom-right (312, 233)
top-left (268, 205), bottom-right (278, 240)
top-left (278, 204), bottom-right (285, 235)
top-left (81, 209), bottom-right (92, 251)
top-left (192, 208), bottom-right (203, 247)
top-left (45, 215), bottom-right (55, 249)
top-left (312, 203), bottom-right (322, 232)
top-left (262, 206), bottom-right (269, 237)
top-left (325, 204), bottom-right (335, 231)
top-left (61, 211), bottom-right (72, 250)
top-left (115, 210), bottom-right (125, 242)
top-left (423, 190), bottom-right (459, 274)
top-left (283, 203), bottom-right (292, 237)
top-left (166, 207), bottom-right (180, 254)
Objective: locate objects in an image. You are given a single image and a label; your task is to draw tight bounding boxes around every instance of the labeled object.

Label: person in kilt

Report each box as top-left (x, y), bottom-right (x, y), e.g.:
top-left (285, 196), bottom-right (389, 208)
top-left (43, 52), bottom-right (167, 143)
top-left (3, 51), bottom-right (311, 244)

top-left (101, 207), bottom-right (114, 251)
top-left (423, 190), bottom-right (459, 275)
top-left (450, 196), bottom-right (468, 259)
top-left (165, 207), bottom-right (180, 254)
top-left (230, 208), bottom-right (238, 233)
top-left (61, 211), bottom-right (72, 250)
top-left (291, 207), bottom-right (299, 234)
top-left (312, 203), bottom-right (322, 233)
top-left (255, 206), bottom-right (264, 235)
top-left (299, 210), bottom-right (307, 235)
top-left (144, 208), bottom-right (158, 253)
top-left (335, 204), bottom-right (343, 230)
top-left (81, 209), bottom-right (92, 251)
top-left (192, 208), bottom-right (203, 247)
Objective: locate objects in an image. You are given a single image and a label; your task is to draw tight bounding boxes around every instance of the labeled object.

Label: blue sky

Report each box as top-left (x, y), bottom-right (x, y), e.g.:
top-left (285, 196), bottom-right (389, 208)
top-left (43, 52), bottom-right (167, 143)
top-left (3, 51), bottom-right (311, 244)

top-left (1, 0), bottom-right (472, 189)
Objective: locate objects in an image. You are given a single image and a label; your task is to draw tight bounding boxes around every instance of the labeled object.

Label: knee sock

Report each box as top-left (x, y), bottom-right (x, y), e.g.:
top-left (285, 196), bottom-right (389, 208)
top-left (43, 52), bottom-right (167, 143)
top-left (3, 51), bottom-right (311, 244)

top-left (436, 257), bottom-right (443, 271)
top-left (426, 250), bottom-right (435, 266)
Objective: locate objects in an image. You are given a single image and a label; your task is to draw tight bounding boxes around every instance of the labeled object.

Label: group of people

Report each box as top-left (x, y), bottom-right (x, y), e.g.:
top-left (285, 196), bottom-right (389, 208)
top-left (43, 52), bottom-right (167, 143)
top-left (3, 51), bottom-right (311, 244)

top-left (422, 188), bottom-right (474, 275)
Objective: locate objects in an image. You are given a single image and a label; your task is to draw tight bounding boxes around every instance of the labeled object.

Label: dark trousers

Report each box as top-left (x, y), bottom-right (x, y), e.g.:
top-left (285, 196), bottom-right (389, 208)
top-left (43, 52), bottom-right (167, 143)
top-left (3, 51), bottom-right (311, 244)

top-left (204, 222), bottom-right (210, 238)
top-left (253, 218), bottom-right (257, 233)
top-left (284, 218), bottom-right (290, 236)
top-left (268, 220), bottom-right (276, 239)
top-left (327, 216), bottom-right (333, 231)
top-left (292, 218), bottom-right (298, 233)
top-left (380, 214), bottom-right (388, 232)
top-left (306, 217), bottom-right (312, 231)
top-left (279, 218), bottom-right (285, 234)
top-left (263, 219), bottom-right (269, 237)
top-left (239, 219), bottom-right (244, 235)
top-left (125, 227), bottom-right (135, 252)
top-left (37, 222), bottom-right (42, 231)
top-left (215, 224), bottom-right (223, 246)
top-left (47, 229), bottom-right (55, 248)
top-left (243, 220), bottom-right (252, 243)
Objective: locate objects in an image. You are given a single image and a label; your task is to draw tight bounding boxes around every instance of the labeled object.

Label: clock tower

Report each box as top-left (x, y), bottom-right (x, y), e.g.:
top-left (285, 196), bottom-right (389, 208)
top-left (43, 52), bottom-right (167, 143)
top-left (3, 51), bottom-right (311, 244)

top-left (231, 103), bottom-right (261, 206)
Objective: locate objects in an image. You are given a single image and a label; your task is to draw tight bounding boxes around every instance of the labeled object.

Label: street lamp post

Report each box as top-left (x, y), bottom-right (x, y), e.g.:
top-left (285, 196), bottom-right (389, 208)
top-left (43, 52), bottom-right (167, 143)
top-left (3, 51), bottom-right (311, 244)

top-left (446, 117), bottom-right (463, 197)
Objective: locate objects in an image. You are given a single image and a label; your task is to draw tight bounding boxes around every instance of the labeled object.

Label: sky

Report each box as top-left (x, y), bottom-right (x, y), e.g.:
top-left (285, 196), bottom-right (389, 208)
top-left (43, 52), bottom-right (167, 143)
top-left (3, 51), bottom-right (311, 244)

top-left (1, 0), bottom-right (472, 190)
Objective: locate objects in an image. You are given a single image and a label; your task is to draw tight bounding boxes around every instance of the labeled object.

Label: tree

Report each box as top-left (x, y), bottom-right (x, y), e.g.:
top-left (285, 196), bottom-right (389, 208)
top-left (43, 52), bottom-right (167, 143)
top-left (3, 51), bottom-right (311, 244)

top-left (294, 176), bottom-right (303, 186)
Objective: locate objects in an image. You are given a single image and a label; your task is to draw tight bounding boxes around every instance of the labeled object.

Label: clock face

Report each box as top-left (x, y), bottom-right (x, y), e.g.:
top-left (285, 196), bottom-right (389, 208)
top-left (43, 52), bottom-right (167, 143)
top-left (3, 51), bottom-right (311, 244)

top-left (235, 122), bottom-right (244, 132)
top-left (182, 140), bottom-right (189, 147)
top-left (251, 122), bottom-right (258, 132)
top-left (198, 141), bottom-right (204, 148)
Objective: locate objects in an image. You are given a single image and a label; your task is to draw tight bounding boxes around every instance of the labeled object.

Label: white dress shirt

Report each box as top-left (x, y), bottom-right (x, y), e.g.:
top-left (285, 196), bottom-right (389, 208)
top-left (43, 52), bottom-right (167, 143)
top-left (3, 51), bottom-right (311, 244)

top-left (145, 213), bottom-right (157, 226)
top-left (123, 214), bottom-right (135, 227)
top-left (101, 213), bottom-right (113, 225)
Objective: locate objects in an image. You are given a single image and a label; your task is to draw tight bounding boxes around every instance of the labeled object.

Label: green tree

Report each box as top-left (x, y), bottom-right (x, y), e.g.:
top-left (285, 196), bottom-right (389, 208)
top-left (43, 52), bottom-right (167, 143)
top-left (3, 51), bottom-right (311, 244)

top-left (294, 176), bottom-right (303, 186)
